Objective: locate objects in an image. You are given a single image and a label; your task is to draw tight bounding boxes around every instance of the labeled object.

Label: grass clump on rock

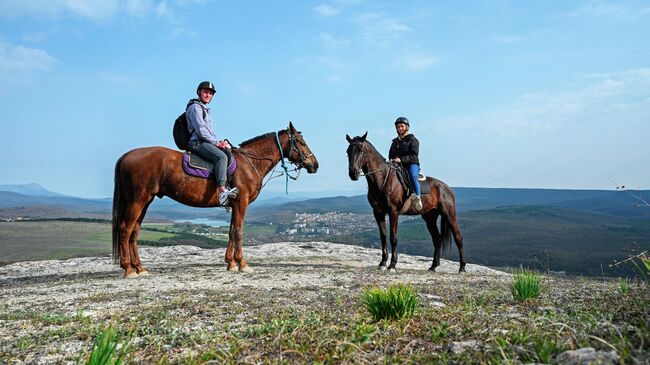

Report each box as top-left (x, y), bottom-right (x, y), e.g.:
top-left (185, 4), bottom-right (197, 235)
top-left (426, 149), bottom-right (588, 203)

top-left (363, 283), bottom-right (418, 321)
top-left (511, 271), bottom-right (542, 302)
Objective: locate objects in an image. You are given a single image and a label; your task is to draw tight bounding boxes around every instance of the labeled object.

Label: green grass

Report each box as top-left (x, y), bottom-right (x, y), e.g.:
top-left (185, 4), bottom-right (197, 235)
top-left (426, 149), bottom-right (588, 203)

top-left (2, 276), bottom-right (648, 364)
top-left (84, 323), bottom-right (132, 365)
top-left (362, 283), bottom-right (418, 321)
top-left (511, 271), bottom-right (543, 302)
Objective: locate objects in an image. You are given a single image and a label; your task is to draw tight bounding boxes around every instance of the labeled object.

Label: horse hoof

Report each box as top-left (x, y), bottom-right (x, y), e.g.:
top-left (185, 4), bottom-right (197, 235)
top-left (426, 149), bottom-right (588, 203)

top-left (459, 268), bottom-right (467, 273)
top-left (387, 267), bottom-right (397, 274)
top-left (227, 264), bottom-right (238, 272)
top-left (124, 271), bottom-right (138, 279)
top-left (428, 266), bottom-right (436, 272)
top-left (239, 265), bottom-right (254, 273)
top-left (378, 265), bottom-right (387, 271)
top-left (137, 270), bottom-right (150, 276)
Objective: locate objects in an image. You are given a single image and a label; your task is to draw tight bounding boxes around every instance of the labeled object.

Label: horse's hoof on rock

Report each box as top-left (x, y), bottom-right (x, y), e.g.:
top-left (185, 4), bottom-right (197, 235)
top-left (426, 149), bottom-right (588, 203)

top-left (239, 266), bottom-right (254, 273)
top-left (137, 270), bottom-right (150, 276)
top-left (227, 264), bottom-right (238, 272)
top-left (378, 265), bottom-right (387, 271)
top-left (428, 266), bottom-right (436, 272)
top-left (124, 272), bottom-right (138, 279)
top-left (387, 267), bottom-right (397, 274)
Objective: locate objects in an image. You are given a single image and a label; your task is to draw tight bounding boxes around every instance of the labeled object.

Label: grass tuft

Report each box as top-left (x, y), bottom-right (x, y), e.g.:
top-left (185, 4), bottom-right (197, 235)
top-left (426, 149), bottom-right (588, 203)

top-left (84, 323), bottom-right (132, 365)
top-left (511, 271), bottom-right (542, 302)
top-left (362, 283), bottom-right (418, 321)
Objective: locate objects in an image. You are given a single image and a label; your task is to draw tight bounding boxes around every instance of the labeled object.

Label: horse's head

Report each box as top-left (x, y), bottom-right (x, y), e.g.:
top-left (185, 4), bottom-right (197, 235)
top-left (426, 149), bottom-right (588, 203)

top-left (283, 122), bottom-right (319, 173)
top-left (345, 132), bottom-right (368, 181)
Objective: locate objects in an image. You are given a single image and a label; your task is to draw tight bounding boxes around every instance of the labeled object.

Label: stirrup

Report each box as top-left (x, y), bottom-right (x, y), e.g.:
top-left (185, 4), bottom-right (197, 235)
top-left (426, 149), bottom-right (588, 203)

top-left (418, 173), bottom-right (426, 181)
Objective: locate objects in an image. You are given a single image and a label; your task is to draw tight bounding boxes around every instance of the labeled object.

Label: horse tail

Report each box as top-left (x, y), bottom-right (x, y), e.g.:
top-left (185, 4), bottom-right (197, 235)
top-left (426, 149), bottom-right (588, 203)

top-left (440, 214), bottom-right (453, 252)
top-left (438, 183), bottom-right (455, 252)
top-left (112, 153), bottom-right (127, 264)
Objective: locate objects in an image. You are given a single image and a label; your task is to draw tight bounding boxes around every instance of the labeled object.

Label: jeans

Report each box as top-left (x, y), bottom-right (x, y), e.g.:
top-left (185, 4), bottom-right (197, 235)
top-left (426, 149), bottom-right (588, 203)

top-left (407, 164), bottom-right (421, 196)
top-left (188, 141), bottom-right (227, 186)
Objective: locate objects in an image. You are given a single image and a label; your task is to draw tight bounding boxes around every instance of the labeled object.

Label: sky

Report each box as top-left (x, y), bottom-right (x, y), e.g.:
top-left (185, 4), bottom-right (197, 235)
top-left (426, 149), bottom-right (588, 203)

top-left (0, 0), bottom-right (649, 199)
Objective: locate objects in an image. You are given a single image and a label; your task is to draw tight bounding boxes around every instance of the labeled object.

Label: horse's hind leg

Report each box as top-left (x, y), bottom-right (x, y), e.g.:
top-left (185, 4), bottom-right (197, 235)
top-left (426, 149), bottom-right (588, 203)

top-left (373, 209), bottom-right (388, 270)
top-left (448, 214), bottom-right (466, 273)
top-left (128, 198), bottom-right (154, 275)
top-left (387, 211), bottom-right (399, 272)
top-left (423, 212), bottom-right (442, 272)
top-left (119, 202), bottom-right (145, 278)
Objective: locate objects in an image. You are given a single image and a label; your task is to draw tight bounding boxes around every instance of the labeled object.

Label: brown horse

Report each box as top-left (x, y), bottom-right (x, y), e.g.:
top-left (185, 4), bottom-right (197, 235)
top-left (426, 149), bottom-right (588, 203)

top-left (112, 122), bottom-right (318, 277)
top-left (346, 133), bottom-right (466, 273)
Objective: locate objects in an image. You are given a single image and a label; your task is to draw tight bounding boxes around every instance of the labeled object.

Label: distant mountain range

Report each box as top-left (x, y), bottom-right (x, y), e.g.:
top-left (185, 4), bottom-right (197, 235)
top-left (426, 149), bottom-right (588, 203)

top-left (1, 183), bottom-right (649, 221)
top-left (1, 183), bottom-right (649, 277)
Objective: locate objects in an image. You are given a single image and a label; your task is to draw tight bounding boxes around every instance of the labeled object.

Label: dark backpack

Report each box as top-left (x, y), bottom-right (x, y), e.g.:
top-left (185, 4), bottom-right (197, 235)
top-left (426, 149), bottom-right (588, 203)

top-left (173, 99), bottom-right (204, 150)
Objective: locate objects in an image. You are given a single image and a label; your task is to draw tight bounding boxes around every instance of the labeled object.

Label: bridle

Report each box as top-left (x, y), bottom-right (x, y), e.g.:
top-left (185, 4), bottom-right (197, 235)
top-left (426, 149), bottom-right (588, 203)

top-left (283, 129), bottom-right (314, 170)
top-left (273, 128), bottom-right (314, 193)
top-left (348, 141), bottom-right (395, 191)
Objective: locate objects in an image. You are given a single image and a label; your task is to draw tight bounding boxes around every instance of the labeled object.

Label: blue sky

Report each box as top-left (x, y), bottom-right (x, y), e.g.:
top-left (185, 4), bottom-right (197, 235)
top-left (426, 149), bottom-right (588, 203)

top-left (0, 0), bottom-right (649, 198)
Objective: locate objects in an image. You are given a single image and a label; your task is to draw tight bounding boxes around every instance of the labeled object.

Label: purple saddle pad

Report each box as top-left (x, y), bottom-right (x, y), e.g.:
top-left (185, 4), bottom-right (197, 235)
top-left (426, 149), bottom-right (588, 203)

top-left (182, 152), bottom-right (237, 179)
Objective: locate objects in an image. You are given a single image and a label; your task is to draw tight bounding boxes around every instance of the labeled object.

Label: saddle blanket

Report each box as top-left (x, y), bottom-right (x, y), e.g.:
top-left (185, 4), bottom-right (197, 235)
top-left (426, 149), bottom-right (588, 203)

top-left (396, 166), bottom-right (431, 195)
top-left (182, 151), bottom-right (237, 179)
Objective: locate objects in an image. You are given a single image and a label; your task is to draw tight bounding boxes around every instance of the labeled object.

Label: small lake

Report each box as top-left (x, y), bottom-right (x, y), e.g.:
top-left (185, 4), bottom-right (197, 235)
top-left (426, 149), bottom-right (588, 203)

top-left (173, 218), bottom-right (229, 227)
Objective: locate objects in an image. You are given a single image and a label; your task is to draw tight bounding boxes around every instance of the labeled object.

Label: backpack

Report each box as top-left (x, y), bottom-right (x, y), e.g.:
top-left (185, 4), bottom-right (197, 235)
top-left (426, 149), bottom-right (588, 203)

top-left (172, 99), bottom-right (205, 150)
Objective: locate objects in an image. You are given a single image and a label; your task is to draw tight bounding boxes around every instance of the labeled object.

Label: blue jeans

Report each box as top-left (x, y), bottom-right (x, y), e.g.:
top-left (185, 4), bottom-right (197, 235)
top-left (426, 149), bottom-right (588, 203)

top-left (188, 141), bottom-right (227, 186)
top-left (407, 164), bottom-right (421, 196)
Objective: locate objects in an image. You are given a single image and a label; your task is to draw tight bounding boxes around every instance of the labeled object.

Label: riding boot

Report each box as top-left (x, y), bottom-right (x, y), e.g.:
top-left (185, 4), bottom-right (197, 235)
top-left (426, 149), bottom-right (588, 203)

top-left (411, 194), bottom-right (423, 211)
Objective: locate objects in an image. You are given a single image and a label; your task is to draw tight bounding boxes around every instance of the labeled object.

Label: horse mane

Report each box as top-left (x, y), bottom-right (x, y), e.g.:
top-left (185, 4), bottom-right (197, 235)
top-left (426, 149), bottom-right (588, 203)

top-left (238, 132), bottom-right (278, 148)
top-left (362, 139), bottom-right (387, 161)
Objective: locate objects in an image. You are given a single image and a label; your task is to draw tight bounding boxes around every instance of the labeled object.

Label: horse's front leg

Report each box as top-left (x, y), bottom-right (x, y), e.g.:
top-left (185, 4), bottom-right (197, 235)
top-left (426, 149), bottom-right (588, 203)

top-left (387, 211), bottom-right (399, 272)
top-left (373, 209), bottom-right (388, 270)
top-left (225, 198), bottom-right (252, 273)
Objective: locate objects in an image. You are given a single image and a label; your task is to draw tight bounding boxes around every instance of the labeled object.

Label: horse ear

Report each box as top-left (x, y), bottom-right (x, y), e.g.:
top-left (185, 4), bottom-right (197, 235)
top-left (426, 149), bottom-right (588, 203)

top-left (288, 121), bottom-right (296, 133)
top-left (360, 131), bottom-right (368, 142)
top-left (346, 134), bottom-right (353, 143)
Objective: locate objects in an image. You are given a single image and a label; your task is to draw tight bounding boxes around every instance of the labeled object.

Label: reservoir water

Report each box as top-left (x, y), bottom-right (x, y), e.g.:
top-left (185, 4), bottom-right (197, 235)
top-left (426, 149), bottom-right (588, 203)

top-left (173, 218), bottom-right (229, 227)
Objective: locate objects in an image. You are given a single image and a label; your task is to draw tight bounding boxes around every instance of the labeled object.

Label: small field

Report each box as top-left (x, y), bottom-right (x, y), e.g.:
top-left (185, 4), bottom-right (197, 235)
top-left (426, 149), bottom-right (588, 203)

top-left (0, 221), bottom-right (173, 264)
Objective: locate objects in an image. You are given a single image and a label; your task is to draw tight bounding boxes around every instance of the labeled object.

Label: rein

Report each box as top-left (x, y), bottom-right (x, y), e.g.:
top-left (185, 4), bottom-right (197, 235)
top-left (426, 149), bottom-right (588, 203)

top-left (235, 129), bottom-right (309, 194)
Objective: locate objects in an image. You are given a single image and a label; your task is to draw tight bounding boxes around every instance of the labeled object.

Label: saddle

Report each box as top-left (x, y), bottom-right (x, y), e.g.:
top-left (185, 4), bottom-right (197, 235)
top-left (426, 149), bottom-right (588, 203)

top-left (182, 149), bottom-right (237, 180)
top-left (395, 165), bottom-right (430, 195)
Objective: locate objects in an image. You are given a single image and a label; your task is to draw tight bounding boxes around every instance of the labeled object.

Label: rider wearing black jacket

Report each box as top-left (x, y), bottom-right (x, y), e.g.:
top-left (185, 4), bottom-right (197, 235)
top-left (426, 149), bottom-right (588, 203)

top-left (388, 117), bottom-right (422, 210)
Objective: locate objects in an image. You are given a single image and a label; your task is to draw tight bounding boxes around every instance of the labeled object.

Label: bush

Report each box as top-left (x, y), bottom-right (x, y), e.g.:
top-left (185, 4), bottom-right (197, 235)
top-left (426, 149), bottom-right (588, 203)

top-left (363, 284), bottom-right (418, 321)
top-left (511, 271), bottom-right (542, 302)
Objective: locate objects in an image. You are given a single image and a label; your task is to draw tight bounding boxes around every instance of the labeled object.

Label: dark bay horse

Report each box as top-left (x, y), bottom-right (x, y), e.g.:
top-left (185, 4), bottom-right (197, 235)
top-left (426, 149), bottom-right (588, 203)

top-left (346, 133), bottom-right (466, 273)
top-left (113, 122), bottom-right (318, 277)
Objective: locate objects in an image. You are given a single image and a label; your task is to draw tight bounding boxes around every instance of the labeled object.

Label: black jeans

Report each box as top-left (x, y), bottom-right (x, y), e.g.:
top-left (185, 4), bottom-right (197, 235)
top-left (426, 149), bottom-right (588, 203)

top-left (188, 141), bottom-right (228, 186)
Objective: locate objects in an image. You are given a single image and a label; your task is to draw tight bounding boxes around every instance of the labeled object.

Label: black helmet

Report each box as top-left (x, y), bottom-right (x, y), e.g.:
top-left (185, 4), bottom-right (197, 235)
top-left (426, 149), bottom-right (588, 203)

top-left (196, 81), bottom-right (216, 95)
top-left (394, 116), bottom-right (410, 126)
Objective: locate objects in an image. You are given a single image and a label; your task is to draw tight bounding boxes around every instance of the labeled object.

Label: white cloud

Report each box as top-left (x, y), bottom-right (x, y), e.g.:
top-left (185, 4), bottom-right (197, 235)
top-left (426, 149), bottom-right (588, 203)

top-left (325, 74), bottom-right (343, 83)
top-left (314, 4), bottom-right (340, 17)
top-left (400, 54), bottom-right (438, 71)
top-left (0, 41), bottom-right (57, 92)
top-left (354, 12), bottom-right (411, 47)
top-left (491, 34), bottom-right (524, 44)
top-left (0, 0), bottom-right (173, 20)
top-left (565, 1), bottom-right (650, 19)
top-left (319, 32), bottom-right (351, 48)
top-left (433, 68), bottom-right (650, 137)
top-left (418, 68), bottom-right (650, 189)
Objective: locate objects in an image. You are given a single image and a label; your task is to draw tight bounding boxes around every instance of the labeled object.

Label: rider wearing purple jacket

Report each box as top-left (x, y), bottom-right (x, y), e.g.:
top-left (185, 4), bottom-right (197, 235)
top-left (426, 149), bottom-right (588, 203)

top-left (186, 81), bottom-right (237, 205)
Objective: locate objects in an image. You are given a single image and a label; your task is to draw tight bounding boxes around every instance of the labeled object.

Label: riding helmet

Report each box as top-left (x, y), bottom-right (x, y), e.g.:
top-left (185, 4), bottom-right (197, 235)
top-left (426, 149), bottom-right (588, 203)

top-left (196, 81), bottom-right (216, 95)
top-left (394, 116), bottom-right (410, 126)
